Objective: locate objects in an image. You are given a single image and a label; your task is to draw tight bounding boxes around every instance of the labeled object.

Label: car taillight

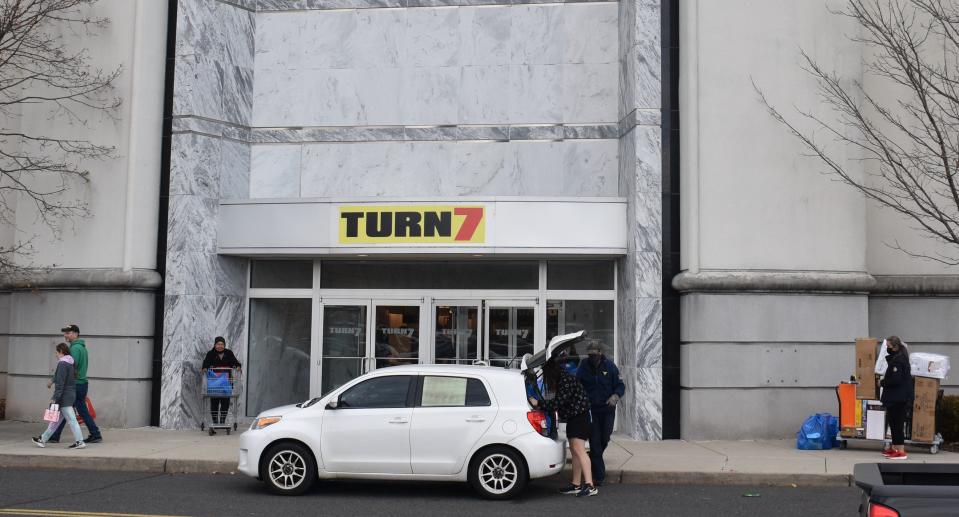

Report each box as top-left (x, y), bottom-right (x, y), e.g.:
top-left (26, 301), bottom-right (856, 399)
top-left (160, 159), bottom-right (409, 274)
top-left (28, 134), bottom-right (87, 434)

top-left (868, 502), bottom-right (899, 517)
top-left (527, 410), bottom-right (549, 436)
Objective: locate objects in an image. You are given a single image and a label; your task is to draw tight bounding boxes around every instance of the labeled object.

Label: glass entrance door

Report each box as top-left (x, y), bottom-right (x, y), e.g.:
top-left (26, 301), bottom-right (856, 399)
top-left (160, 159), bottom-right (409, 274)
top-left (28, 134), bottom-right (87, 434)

top-left (319, 302), bottom-right (369, 395)
top-left (433, 301), bottom-right (481, 365)
top-left (484, 301), bottom-right (536, 368)
top-left (318, 299), bottom-right (424, 395)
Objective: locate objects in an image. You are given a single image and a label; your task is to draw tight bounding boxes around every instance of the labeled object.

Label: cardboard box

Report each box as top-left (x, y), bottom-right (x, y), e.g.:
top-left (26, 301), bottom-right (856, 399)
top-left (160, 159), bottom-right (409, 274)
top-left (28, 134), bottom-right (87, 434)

top-left (855, 338), bottom-right (879, 399)
top-left (912, 377), bottom-right (940, 442)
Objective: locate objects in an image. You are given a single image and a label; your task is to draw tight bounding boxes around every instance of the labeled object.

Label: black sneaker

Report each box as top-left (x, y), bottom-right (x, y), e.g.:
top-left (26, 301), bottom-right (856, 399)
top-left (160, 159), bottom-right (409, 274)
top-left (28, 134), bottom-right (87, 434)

top-left (31, 437), bottom-right (45, 448)
top-left (577, 484), bottom-right (599, 497)
top-left (85, 435), bottom-right (102, 443)
top-left (69, 441), bottom-right (86, 449)
top-left (559, 483), bottom-right (581, 495)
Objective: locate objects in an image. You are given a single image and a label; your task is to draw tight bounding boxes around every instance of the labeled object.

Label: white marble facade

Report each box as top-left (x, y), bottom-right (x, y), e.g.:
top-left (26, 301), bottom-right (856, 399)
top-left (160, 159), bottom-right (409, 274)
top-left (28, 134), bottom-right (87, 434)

top-left (164, 0), bottom-right (663, 439)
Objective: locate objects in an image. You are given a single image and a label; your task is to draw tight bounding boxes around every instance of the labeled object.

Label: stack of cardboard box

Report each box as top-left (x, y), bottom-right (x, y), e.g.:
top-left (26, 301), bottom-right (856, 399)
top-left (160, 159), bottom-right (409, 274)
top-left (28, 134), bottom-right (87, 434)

top-left (841, 337), bottom-right (945, 443)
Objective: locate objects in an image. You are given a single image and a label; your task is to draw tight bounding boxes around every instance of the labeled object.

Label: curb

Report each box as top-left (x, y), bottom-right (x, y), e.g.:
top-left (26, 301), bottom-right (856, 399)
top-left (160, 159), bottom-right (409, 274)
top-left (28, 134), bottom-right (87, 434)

top-left (614, 470), bottom-right (852, 487)
top-left (0, 454), bottom-right (237, 475)
top-left (0, 454), bottom-right (852, 487)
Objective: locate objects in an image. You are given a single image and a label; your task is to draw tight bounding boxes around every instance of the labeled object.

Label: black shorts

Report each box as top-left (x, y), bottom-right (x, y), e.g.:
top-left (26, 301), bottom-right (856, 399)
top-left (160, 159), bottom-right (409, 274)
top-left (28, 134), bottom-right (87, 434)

top-left (565, 412), bottom-right (591, 441)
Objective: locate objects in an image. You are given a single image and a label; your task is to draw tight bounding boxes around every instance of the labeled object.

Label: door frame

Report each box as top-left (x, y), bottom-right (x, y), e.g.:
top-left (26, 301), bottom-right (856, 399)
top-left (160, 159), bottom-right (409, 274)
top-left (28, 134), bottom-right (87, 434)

top-left (483, 299), bottom-right (539, 367)
top-left (430, 299), bottom-right (483, 365)
top-left (316, 297), bottom-right (427, 395)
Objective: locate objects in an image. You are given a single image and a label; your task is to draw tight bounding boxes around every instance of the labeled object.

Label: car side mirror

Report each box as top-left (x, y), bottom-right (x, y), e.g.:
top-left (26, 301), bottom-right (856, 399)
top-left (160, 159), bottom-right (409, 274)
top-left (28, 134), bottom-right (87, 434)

top-left (326, 396), bottom-right (339, 410)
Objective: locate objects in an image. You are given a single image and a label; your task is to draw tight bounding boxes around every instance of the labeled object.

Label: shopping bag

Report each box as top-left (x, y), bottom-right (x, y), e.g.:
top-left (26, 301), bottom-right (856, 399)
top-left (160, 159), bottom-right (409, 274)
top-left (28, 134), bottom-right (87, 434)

top-left (76, 397), bottom-right (96, 425)
top-left (797, 413), bottom-right (837, 450)
top-left (207, 369), bottom-right (232, 396)
top-left (43, 404), bottom-right (60, 423)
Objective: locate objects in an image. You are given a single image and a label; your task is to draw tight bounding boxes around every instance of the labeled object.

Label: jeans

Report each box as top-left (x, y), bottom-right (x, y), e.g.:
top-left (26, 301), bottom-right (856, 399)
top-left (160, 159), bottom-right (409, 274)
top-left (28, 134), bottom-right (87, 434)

top-left (41, 406), bottom-right (83, 444)
top-left (589, 406), bottom-right (616, 483)
top-left (51, 382), bottom-right (100, 441)
top-left (886, 402), bottom-right (907, 446)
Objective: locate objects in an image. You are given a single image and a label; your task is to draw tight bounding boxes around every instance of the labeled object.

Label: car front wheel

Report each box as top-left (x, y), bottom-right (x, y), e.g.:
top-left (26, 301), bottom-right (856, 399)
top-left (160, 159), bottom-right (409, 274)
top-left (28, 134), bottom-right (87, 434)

top-left (468, 446), bottom-right (528, 500)
top-left (261, 442), bottom-right (317, 496)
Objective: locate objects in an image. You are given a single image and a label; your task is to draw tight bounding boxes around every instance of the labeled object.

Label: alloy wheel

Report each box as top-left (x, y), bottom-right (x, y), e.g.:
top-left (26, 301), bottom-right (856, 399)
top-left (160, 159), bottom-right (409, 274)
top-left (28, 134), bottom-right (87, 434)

top-left (478, 453), bottom-right (518, 495)
top-left (268, 450), bottom-right (307, 490)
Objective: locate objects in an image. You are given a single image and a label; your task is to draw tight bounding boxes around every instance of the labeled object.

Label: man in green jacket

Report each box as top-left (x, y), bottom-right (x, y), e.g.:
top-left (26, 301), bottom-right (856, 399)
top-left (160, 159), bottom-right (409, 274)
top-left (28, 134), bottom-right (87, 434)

top-left (48, 324), bottom-right (102, 443)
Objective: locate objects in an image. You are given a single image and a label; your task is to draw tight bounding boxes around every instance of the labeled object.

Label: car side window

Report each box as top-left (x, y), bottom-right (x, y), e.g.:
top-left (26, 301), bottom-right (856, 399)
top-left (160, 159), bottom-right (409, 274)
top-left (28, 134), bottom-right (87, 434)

top-left (421, 376), bottom-right (491, 407)
top-left (338, 375), bottom-right (412, 409)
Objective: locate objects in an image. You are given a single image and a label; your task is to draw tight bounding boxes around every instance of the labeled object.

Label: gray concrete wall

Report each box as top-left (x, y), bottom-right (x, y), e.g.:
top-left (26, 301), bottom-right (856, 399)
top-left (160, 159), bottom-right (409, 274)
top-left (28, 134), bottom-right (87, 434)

top-left (4, 289), bottom-right (155, 427)
top-left (869, 297), bottom-right (959, 394)
top-left (679, 292), bottom-right (868, 440)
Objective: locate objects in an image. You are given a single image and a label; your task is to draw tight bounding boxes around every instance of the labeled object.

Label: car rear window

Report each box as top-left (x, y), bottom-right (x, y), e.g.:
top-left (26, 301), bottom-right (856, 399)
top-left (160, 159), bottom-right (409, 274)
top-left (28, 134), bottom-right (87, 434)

top-left (421, 376), bottom-right (491, 407)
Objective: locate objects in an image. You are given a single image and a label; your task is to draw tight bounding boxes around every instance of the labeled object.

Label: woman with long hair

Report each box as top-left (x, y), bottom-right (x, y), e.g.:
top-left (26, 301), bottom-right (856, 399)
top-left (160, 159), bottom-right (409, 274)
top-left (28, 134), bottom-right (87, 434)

top-left (529, 353), bottom-right (597, 497)
top-left (880, 336), bottom-right (912, 460)
top-left (32, 343), bottom-right (85, 449)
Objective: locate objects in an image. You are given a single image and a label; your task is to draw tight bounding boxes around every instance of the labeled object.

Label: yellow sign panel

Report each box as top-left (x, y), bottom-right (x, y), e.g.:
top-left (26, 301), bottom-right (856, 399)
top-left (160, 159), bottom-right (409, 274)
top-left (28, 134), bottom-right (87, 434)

top-left (338, 205), bottom-right (486, 244)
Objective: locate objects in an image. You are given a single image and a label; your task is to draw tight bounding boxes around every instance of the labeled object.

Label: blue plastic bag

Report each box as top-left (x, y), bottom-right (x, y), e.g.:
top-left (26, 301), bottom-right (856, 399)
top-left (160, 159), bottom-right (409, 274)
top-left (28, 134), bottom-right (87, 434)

top-left (797, 413), bottom-right (838, 450)
top-left (207, 369), bottom-right (232, 396)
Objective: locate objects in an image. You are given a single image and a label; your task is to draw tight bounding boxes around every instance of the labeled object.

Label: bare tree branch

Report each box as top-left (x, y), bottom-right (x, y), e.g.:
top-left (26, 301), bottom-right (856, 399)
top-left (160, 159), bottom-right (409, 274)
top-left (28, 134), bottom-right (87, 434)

top-left (0, 0), bottom-right (120, 274)
top-left (757, 0), bottom-right (959, 265)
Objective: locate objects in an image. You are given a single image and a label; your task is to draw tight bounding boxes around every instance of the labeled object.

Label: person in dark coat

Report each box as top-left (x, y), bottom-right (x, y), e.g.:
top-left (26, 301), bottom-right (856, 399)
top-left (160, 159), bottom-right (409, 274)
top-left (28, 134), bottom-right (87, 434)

top-left (576, 341), bottom-right (626, 486)
top-left (33, 343), bottom-right (85, 449)
top-left (201, 336), bottom-right (242, 424)
top-left (880, 336), bottom-right (912, 460)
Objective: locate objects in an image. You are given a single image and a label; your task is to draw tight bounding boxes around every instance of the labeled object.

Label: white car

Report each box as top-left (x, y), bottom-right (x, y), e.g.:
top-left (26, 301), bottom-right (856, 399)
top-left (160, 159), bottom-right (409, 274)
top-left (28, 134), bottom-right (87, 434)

top-left (238, 331), bottom-right (584, 499)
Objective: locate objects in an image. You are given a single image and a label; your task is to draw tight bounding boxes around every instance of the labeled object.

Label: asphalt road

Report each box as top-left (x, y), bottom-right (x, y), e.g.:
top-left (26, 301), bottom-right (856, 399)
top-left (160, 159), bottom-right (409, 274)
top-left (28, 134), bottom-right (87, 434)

top-left (0, 468), bottom-right (862, 517)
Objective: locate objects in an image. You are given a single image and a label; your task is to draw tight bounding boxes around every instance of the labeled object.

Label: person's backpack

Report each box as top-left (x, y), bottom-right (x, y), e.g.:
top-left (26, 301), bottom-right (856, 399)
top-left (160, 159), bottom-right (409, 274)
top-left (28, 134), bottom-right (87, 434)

top-left (797, 413), bottom-right (838, 450)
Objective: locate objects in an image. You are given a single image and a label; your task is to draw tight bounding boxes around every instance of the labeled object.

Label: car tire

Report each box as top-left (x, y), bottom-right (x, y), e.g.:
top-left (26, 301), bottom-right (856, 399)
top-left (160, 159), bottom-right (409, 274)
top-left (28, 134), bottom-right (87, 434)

top-left (261, 442), bottom-right (317, 496)
top-left (468, 446), bottom-right (528, 500)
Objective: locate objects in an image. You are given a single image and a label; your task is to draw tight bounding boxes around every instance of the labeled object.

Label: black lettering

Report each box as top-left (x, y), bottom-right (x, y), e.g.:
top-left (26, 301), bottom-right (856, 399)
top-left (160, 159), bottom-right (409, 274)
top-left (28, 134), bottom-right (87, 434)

top-left (341, 212), bottom-right (363, 238)
top-left (366, 211), bottom-right (392, 237)
top-left (423, 211), bottom-right (451, 237)
top-left (395, 212), bottom-right (422, 237)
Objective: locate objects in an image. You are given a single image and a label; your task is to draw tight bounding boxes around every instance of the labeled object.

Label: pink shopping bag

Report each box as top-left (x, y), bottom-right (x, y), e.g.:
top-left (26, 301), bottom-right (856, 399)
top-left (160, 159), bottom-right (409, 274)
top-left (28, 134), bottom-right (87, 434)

top-left (43, 404), bottom-right (60, 423)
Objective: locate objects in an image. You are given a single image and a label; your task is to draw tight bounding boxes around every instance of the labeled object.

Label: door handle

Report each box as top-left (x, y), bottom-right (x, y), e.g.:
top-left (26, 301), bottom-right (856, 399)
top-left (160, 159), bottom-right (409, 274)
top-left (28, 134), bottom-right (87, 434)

top-left (465, 416), bottom-right (486, 423)
top-left (388, 417), bottom-right (409, 424)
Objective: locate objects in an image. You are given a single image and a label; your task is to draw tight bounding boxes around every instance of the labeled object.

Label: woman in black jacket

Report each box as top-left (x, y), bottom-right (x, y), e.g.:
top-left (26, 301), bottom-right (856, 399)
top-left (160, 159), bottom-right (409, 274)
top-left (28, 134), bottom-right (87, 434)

top-left (201, 336), bottom-right (242, 424)
top-left (880, 336), bottom-right (912, 460)
top-left (529, 355), bottom-right (598, 497)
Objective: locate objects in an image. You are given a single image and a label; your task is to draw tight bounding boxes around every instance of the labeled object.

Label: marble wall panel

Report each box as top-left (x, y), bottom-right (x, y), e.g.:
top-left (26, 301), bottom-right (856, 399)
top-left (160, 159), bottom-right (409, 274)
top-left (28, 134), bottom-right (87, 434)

top-left (165, 252), bottom-right (218, 296)
top-left (460, 7), bottom-right (511, 66)
top-left (174, 55), bottom-right (224, 120)
top-left (294, 140), bottom-right (618, 197)
top-left (634, 366), bottom-right (663, 439)
top-left (170, 134), bottom-right (221, 198)
top-left (250, 145), bottom-right (301, 198)
top-left (167, 196), bottom-right (219, 253)
top-left (252, 4), bottom-right (619, 127)
top-left (459, 66), bottom-right (511, 124)
top-left (219, 140), bottom-right (251, 200)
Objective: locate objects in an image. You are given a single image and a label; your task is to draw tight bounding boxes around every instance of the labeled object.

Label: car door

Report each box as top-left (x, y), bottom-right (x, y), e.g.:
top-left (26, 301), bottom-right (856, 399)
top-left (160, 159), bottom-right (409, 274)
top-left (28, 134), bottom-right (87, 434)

top-left (410, 375), bottom-right (498, 475)
top-left (320, 374), bottom-right (414, 475)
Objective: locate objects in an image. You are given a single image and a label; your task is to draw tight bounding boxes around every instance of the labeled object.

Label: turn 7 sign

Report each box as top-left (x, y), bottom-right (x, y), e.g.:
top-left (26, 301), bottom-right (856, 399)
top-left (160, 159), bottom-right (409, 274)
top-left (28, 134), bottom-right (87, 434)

top-left (338, 205), bottom-right (486, 244)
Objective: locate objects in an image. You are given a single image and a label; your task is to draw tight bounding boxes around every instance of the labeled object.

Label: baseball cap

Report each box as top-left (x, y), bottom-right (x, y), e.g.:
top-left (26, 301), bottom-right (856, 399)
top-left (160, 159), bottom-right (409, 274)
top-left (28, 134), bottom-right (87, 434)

top-left (60, 324), bottom-right (80, 333)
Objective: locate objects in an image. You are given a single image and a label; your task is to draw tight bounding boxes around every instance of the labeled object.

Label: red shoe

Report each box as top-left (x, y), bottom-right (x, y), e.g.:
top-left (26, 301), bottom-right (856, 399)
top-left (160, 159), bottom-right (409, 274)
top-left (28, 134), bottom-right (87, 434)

top-left (888, 450), bottom-right (909, 460)
top-left (881, 447), bottom-right (895, 456)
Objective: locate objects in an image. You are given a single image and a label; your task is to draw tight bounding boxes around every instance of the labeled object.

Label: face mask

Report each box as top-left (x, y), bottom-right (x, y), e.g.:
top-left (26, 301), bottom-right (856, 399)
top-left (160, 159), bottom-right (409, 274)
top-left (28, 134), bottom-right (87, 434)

top-left (887, 347), bottom-right (895, 355)
top-left (589, 355), bottom-right (602, 366)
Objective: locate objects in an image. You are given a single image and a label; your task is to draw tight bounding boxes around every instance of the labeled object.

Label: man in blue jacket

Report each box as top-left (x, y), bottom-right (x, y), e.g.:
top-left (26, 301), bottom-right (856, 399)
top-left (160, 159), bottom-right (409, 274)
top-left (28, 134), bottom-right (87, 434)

top-left (576, 341), bottom-right (625, 486)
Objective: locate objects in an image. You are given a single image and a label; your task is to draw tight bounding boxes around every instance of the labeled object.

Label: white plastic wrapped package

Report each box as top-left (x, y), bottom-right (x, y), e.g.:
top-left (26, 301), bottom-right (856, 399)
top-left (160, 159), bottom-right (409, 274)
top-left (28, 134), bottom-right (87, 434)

top-left (874, 352), bottom-right (887, 376)
top-left (910, 352), bottom-right (950, 380)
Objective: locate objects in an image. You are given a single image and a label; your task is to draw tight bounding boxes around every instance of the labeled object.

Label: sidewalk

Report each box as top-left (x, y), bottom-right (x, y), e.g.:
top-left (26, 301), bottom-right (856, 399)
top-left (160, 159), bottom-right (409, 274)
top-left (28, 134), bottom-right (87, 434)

top-left (1, 420), bottom-right (956, 486)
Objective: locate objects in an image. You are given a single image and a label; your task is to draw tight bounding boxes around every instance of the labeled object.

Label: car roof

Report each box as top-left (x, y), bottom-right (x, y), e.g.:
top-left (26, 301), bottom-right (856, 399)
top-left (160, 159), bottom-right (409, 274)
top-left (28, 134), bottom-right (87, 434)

top-left (372, 364), bottom-right (523, 380)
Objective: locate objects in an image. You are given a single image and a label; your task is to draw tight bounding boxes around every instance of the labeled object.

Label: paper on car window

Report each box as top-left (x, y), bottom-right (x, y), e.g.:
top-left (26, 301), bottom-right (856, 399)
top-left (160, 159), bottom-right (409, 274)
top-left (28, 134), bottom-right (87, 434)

top-left (422, 376), bottom-right (467, 407)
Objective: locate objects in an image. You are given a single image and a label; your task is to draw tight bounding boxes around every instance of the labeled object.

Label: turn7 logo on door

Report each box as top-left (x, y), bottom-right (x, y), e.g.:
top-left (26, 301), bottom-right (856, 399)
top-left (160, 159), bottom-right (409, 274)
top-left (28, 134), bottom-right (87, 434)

top-left (338, 205), bottom-right (486, 244)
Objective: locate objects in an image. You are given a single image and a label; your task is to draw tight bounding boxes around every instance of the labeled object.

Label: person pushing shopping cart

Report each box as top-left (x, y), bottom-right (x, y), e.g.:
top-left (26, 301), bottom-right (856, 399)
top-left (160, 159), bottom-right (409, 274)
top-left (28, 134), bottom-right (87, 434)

top-left (201, 337), bottom-right (242, 435)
